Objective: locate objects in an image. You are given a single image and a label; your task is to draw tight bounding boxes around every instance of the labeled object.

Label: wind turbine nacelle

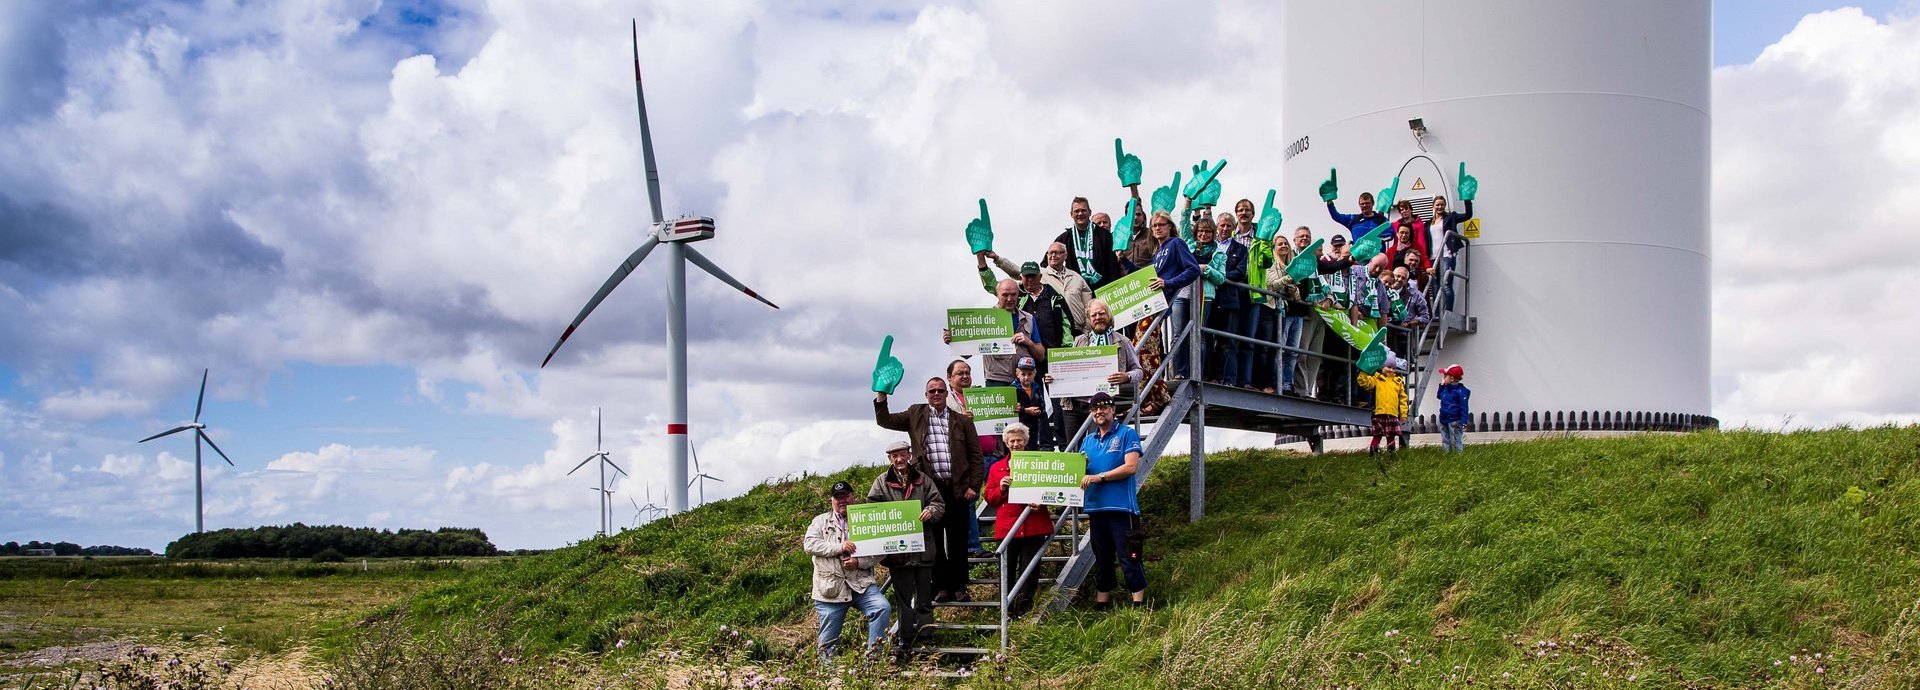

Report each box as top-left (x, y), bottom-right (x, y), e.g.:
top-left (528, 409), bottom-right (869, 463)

top-left (656, 216), bottom-right (716, 243)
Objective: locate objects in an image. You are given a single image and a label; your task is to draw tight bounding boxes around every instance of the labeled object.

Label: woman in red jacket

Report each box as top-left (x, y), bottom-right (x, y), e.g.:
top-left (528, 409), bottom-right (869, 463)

top-left (983, 422), bottom-right (1055, 617)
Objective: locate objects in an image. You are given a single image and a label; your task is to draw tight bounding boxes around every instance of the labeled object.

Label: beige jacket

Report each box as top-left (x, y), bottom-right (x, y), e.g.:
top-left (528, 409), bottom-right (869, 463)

top-left (803, 510), bottom-right (879, 602)
top-left (992, 254), bottom-right (1094, 332)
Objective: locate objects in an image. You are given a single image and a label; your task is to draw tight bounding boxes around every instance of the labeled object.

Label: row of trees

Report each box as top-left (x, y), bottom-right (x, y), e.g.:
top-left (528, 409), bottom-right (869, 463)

top-left (165, 524), bottom-right (499, 559)
top-left (1, 541), bottom-right (155, 556)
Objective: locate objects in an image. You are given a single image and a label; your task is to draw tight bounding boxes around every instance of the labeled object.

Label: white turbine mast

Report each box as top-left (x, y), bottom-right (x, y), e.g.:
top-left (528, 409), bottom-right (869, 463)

top-left (137, 369), bottom-right (236, 534)
top-left (540, 20), bottom-right (777, 516)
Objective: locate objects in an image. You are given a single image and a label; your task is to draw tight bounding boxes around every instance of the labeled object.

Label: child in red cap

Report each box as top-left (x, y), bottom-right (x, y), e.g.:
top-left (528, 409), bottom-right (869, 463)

top-left (1437, 364), bottom-right (1471, 453)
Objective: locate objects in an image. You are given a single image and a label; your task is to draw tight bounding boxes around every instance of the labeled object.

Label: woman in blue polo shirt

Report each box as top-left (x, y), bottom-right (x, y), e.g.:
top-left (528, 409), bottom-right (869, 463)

top-left (1077, 392), bottom-right (1145, 607)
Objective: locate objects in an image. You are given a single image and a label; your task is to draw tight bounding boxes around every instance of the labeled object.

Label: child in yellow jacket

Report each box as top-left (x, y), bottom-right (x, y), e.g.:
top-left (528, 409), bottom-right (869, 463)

top-left (1357, 359), bottom-right (1410, 455)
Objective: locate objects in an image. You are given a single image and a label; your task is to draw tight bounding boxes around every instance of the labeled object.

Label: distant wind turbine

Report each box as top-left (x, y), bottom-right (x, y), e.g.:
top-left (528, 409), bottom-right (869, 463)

top-left (630, 486), bottom-right (667, 528)
top-left (568, 408), bottom-right (628, 537)
top-left (540, 20), bottom-right (777, 516)
top-left (137, 369), bottom-right (235, 534)
top-left (687, 442), bottom-right (724, 508)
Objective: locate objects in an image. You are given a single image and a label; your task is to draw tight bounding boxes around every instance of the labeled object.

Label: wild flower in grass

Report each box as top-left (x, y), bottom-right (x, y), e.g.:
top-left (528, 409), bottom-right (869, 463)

top-left (615, 638), bottom-right (627, 649)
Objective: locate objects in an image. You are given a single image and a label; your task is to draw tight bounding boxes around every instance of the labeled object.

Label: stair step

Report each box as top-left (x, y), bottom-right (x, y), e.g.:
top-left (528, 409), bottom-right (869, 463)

top-left (968, 577), bottom-right (1056, 586)
top-left (924, 622), bottom-right (1000, 631)
top-left (934, 600), bottom-right (999, 608)
top-left (970, 555), bottom-right (1069, 564)
top-left (928, 647), bottom-right (993, 657)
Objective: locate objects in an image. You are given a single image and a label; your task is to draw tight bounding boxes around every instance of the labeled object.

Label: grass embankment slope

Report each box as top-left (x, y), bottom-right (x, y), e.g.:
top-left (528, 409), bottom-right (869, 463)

top-left (402, 427), bottom-right (1920, 687)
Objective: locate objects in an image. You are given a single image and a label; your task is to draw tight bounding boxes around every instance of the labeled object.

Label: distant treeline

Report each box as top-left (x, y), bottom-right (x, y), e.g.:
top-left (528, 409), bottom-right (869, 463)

top-left (165, 524), bottom-right (499, 559)
top-left (1, 541), bottom-right (155, 557)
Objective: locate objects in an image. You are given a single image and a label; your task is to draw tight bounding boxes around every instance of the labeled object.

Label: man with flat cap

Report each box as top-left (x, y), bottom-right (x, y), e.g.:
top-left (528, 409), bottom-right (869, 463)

top-left (803, 480), bottom-right (890, 662)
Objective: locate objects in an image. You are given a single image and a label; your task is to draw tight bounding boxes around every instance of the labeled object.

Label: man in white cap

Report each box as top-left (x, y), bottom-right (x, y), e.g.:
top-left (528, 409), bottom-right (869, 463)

top-left (865, 439), bottom-right (944, 660)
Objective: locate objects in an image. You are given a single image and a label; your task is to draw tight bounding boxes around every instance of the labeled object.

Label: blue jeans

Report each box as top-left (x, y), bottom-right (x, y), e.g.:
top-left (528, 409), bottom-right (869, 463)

top-left (1441, 421), bottom-right (1466, 452)
top-left (1206, 304), bottom-right (1244, 386)
top-left (1281, 314), bottom-right (1305, 392)
top-left (1441, 254), bottom-right (1457, 312)
top-left (966, 498), bottom-right (982, 553)
top-left (814, 586), bottom-right (891, 660)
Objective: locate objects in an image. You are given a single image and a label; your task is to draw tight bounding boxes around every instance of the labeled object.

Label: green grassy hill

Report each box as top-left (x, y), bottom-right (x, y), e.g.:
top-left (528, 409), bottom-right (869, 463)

top-left (387, 427), bottom-right (1920, 688)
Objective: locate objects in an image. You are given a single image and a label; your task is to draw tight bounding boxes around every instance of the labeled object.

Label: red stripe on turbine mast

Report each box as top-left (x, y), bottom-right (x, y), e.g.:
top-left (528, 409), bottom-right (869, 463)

top-left (667, 424), bottom-right (688, 435)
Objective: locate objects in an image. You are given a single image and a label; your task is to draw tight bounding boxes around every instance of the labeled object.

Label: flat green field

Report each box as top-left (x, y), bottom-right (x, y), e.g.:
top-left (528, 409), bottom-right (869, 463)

top-left (0, 557), bottom-right (500, 666)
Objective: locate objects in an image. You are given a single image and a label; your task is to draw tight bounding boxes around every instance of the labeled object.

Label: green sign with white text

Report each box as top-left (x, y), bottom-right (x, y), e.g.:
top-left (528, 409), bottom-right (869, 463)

top-left (948, 308), bottom-right (1015, 356)
top-left (1097, 266), bottom-right (1168, 329)
top-left (1009, 451), bottom-right (1086, 507)
top-left (969, 386), bottom-right (1018, 434)
top-left (847, 500), bottom-right (925, 557)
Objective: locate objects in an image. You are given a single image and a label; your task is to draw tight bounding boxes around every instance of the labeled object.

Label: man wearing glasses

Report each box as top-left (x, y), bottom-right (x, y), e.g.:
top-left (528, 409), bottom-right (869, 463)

top-left (875, 377), bottom-right (985, 604)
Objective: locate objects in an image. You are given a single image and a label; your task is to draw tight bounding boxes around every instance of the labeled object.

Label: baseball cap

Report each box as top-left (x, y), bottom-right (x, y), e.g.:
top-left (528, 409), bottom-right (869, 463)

top-left (1019, 261), bottom-right (1041, 276)
top-left (884, 440), bottom-right (910, 454)
top-left (1089, 391), bottom-right (1115, 407)
top-left (1016, 356), bottom-right (1036, 369)
top-left (830, 480), bottom-right (855, 497)
top-left (1442, 364), bottom-right (1465, 378)
top-left (1329, 234), bottom-right (1347, 246)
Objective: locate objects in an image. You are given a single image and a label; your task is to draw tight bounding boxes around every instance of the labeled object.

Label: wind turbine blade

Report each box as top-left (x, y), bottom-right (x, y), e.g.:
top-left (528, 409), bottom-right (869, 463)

top-left (540, 236), bottom-right (663, 368)
top-left (596, 407), bottom-right (603, 450)
top-left (139, 425), bottom-right (194, 443)
top-left (684, 246), bottom-right (779, 310)
top-left (198, 430), bottom-right (235, 466)
top-left (632, 18), bottom-right (665, 224)
top-left (707, 475), bottom-right (725, 483)
top-left (604, 459), bottom-right (628, 477)
top-left (193, 369), bottom-right (209, 423)
top-left (567, 456), bottom-right (595, 475)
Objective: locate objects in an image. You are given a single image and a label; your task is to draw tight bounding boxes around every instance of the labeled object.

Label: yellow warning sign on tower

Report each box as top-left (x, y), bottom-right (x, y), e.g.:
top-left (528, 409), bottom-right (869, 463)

top-left (1411, 178), bottom-right (1426, 191)
top-left (1461, 218), bottom-right (1482, 239)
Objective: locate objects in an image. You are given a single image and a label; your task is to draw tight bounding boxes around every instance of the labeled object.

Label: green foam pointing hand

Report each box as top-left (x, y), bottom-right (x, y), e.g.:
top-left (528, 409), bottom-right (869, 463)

top-left (1113, 198), bottom-right (1140, 252)
top-left (1457, 161), bottom-right (1478, 201)
top-left (1254, 189), bottom-right (1283, 241)
top-left (1286, 238), bottom-right (1323, 283)
top-left (1197, 177), bottom-right (1223, 208)
top-left (1357, 328), bottom-right (1389, 374)
top-left (1351, 225), bottom-right (1385, 263)
top-left (1319, 168), bottom-right (1339, 202)
top-left (1151, 171), bottom-right (1181, 216)
top-left (964, 198), bottom-right (993, 254)
top-left (871, 335), bottom-right (905, 394)
top-left (1183, 159), bottom-right (1228, 202)
top-left (1115, 138), bottom-right (1143, 188)
top-left (1376, 177), bottom-right (1400, 213)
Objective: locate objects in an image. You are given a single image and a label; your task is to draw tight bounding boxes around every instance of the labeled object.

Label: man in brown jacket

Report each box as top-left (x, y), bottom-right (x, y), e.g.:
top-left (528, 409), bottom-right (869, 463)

top-left (874, 376), bottom-right (983, 603)
top-left (866, 441), bottom-right (945, 660)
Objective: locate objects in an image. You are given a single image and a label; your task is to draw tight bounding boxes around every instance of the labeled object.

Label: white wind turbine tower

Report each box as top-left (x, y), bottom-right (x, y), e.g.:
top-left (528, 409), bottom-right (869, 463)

top-left (138, 369), bottom-right (236, 534)
top-left (567, 408), bottom-right (627, 537)
top-left (541, 20), bottom-right (778, 516)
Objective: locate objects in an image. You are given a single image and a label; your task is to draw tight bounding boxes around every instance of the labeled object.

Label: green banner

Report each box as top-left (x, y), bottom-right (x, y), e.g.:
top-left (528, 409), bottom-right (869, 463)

top-left (1046, 345), bottom-right (1120, 399)
top-left (1009, 451), bottom-right (1086, 507)
top-left (847, 500), bottom-right (925, 557)
top-left (948, 308), bottom-right (1015, 356)
top-left (968, 386), bottom-right (1018, 434)
top-left (1096, 266), bottom-right (1168, 329)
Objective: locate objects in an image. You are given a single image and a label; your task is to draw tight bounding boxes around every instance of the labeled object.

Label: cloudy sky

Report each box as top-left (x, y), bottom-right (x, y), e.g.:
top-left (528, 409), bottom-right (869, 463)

top-left (2, 0), bottom-right (1917, 550)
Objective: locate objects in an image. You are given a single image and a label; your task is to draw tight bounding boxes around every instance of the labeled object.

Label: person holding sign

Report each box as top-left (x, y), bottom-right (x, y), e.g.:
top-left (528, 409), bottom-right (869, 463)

top-left (946, 280), bottom-right (1047, 388)
top-left (982, 423), bottom-right (1055, 617)
top-left (1429, 191), bottom-right (1476, 312)
top-left (1049, 300), bottom-right (1142, 442)
top-left (864, 440), bottom-right (945, 660)
top-left (874, 378), bottom-right (983, 604)
top-left (804, 481), bottom-right (890, 662)
top-left (978, 242), bottom-right (1093, 333)
top-left (1078, 392), bottom-right (1146, 607)
top-left (1145, 211), bottom-right (1202, 380)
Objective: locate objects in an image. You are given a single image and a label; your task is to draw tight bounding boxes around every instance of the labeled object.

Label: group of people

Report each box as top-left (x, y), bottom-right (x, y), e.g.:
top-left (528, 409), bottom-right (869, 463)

top-left (806, 157), bottom-right (1490, 663)
top-left (804, 385), bottom-right (1147, 662)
